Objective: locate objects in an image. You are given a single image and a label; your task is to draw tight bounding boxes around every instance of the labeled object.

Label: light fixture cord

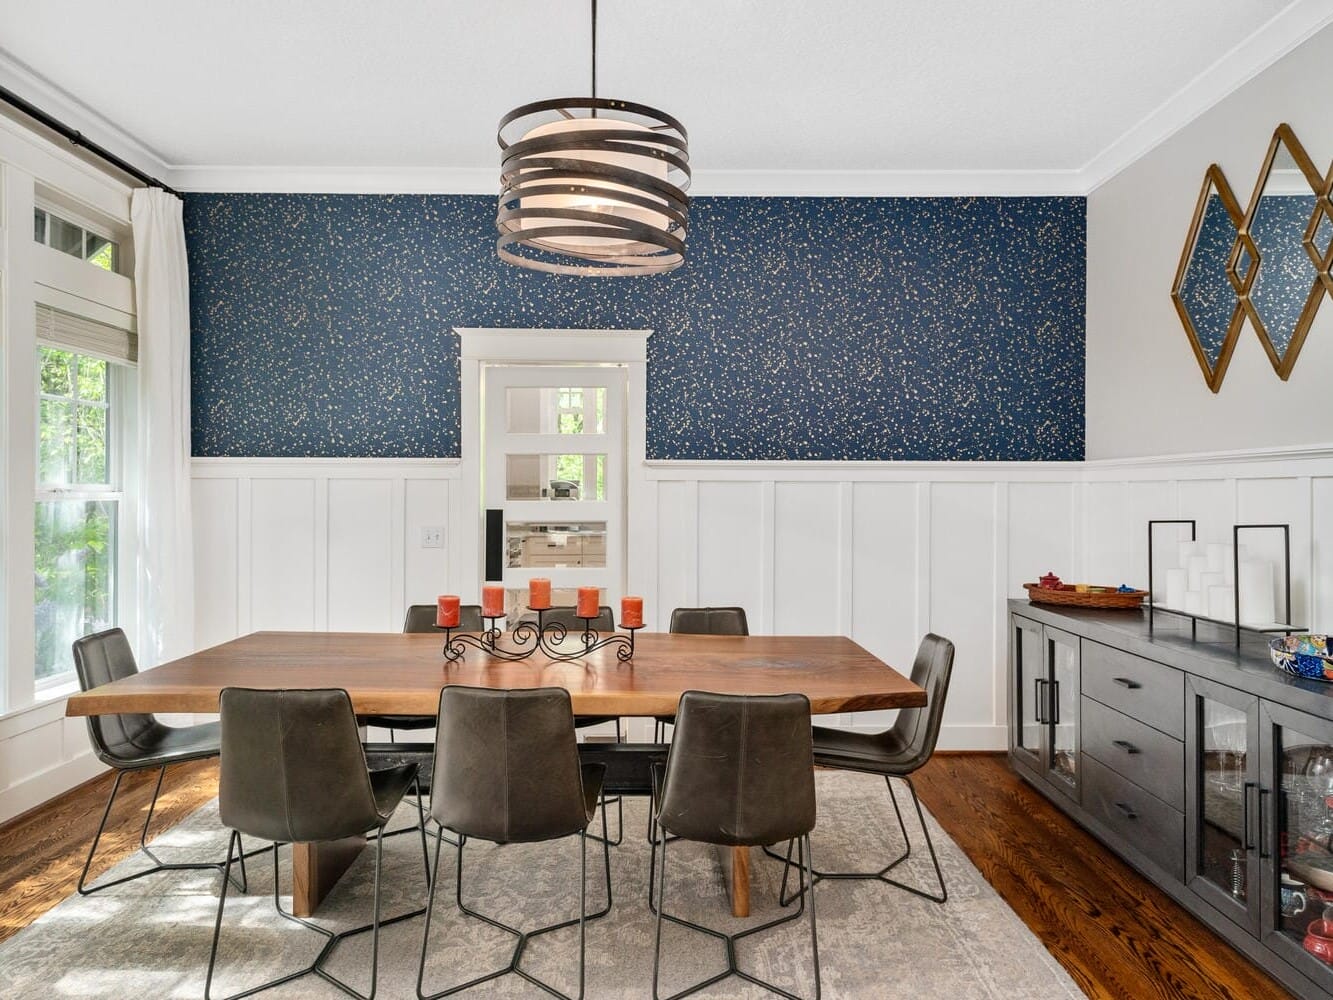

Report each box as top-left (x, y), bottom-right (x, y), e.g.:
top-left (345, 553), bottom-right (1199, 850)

top-left (590, 0), bottom-right (598, 114)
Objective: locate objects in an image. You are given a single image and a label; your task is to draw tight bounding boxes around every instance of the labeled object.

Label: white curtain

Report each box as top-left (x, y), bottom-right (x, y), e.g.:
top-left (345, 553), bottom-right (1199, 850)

top-left (131, 188), bottom-right (194, 666)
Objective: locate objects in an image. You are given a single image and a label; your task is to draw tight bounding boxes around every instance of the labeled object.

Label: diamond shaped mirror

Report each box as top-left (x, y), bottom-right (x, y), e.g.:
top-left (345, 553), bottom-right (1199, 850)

top-left (1233, 124), bottom-right (1327, 380)
top-left (1172, 165), bottom-right (1246, 392)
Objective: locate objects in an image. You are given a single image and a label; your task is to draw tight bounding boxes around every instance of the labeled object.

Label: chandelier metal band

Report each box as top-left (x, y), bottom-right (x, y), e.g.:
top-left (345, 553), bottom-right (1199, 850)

top-left (496, 95), bottom-right (691, 276)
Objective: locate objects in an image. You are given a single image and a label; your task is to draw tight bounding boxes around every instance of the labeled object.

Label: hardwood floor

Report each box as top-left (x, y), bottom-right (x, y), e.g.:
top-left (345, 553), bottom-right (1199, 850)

top-left (0, 753), bottom-right (1290, 998)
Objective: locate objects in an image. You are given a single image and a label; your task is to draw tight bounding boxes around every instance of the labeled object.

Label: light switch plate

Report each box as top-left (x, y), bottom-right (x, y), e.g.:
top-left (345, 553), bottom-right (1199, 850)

top-left (420, 526), bottom-right (444, 548)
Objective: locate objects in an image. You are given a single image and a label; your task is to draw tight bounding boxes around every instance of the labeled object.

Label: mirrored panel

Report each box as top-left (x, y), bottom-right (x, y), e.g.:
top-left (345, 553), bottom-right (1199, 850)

top-left (1172, 165), bottom-right (1245, 392)
top-left (1236, 126), bottom-right (1326, 379)
top-left (505, 453), bottom-right (606, 501)
top-left (505, 521), bottom-right (607, 569)
top-left (505, 386), bottom-right (606, 435)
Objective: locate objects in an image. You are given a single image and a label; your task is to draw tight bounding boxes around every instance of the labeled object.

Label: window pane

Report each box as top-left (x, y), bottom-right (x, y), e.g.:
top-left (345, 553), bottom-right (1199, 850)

top-left (34, 500), bottom-right (116, 680)
top-left (39, 346), bottom-right (74, 396)
top-left (505, 521), bottom-right (607, 569)
top-left (34, 208), bottom-right (47, 244)
top-left (48, 215), bottom-right (84, 258)
top-left (505, 454), bottom-right (606, 501)
top-left (505, 387), bottom-right (607, 434)
top-left (85, 234), bottom-right (117, 272)
top-left (76, 354), bottom-right (107, 402)
top-left (38, 399), bottom-right (76, 485)
top-left (76, 404), bottom-right (109, 482)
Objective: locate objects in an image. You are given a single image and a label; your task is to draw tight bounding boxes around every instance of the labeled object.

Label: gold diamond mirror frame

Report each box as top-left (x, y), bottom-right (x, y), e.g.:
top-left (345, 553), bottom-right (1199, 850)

top-left (1173, 123), bottom-right (1333, 390)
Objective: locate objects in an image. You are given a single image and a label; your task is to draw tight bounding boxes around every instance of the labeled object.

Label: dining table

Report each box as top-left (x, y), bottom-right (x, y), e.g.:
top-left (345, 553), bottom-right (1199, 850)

top-left (65, 629), bottom-right (926, 917)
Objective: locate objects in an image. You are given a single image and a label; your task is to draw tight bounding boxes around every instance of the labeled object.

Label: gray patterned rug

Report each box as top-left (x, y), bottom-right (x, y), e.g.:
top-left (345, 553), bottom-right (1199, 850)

top-left (0, 771), bottom-right (1082, 999)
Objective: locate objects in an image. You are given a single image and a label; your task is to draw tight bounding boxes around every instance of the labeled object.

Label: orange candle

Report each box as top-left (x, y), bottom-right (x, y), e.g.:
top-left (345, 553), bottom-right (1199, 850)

top-left (621, 596), bottom-right (643, 628)
top-left (481, 585), bottom-right (505, 618)
top-left (436, 595), bottom-right (460, 628)
top-left (529, 577), bottom-right (552, 610)
top-left (576, 586), bottom-right (600, 619)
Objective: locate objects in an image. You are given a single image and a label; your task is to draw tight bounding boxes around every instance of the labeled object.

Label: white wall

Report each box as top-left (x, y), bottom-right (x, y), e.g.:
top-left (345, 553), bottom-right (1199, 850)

top-left (1086, 24), bottom-right (1333, 459)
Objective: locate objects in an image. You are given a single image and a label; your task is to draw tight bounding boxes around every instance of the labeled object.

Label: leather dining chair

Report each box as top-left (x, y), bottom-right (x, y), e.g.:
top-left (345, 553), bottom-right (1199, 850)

top-left (206, 687), bottom-right (427, 1000)
top-left (770, 633), bottom-right (955, 906)
top-left (362, 604), bottom-right (485, 741)
top-left (417, 686), bottom-right (613, 1000)
top-left (653, 606), bottom-right (749, 742)
top-left (650, 691), bottom-right (820, 1000)
top-left (71, 627), bottom-right (250, 896)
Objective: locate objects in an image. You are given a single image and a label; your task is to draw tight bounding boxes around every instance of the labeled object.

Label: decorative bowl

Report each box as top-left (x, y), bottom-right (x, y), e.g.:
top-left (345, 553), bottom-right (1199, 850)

top-left (1271, 635), bottom-right (1333, 682)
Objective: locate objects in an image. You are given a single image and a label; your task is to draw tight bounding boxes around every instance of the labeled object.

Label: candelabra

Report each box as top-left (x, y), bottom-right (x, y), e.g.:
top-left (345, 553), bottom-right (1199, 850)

top-left (441, 607), bottom-right (640, 662)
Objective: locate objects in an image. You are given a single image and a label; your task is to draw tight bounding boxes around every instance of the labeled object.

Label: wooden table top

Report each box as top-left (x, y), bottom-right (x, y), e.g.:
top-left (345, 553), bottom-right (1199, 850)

top-left (64, 631), bottom-right (925, 718)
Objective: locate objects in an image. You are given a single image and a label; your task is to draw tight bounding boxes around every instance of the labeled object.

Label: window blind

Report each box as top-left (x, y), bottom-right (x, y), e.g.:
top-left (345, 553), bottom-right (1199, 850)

top-left (35, 303), bottom-right (137, 364)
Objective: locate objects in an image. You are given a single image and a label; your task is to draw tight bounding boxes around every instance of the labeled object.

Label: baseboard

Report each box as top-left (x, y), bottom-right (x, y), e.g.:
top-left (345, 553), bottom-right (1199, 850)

top-left (0, 753), bottom-right (105, 826)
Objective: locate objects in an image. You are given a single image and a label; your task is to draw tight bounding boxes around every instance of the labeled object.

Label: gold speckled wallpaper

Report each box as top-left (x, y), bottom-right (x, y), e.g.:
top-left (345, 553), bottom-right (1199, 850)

top-left (184, 193), bottom-right (1085, 460)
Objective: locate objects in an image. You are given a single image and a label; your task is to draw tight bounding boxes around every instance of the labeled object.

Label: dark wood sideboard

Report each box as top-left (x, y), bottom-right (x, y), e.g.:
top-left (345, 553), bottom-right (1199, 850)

top-left (1007, 600), bottom-right (1333, 1000)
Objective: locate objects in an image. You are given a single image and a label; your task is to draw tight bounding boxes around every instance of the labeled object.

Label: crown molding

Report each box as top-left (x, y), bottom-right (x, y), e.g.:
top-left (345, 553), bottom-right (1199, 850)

top-left (1080, 0), bottom-right (1333, 192)
top-left (0, 46), bottom-right (172, 181)
top-left (170, 165), bottom-right (499, 194)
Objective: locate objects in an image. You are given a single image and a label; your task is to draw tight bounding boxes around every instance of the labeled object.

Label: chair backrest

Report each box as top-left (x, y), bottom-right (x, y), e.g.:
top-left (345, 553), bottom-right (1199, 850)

top-left (72, 628), bottom-right (155, 764)
top-left (432, 686), bottom-right (590, 843)
top-left (403, 603), bottom-right (484, 632)
top-left (657, 691), bottom-right (815, 847)
top-left (669, 606), bottom-right (749, 636)
top-left (535, 605), bottom-right (615, 632)
top-left (885, 633), bottom-right (955, 770)
top-left (219, 688), bottom-right (383, 843)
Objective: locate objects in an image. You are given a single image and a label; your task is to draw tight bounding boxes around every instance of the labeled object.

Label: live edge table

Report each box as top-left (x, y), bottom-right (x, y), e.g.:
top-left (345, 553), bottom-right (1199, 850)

top-left (65, 630), bottom-right (925, 917)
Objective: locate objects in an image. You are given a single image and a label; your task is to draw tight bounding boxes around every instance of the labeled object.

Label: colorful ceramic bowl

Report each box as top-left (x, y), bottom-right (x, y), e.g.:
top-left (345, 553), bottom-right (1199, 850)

top-left (1271, 635), bottom-right (1333, 682)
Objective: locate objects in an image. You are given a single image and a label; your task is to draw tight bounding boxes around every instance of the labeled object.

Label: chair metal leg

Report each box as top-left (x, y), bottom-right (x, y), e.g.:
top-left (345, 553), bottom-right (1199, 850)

top-left (767, 774), bottom-right (947, 906)
top-left (416, 808), bottom-right (611, 1000)
top-left (652, 829), bottom-right (819, 1000)
top-left (78, 764), bottom-right (250, 896)
top-left (207, 829), bottom-right (422, 1000)
top-left (587, 720), bottom-right (624, 847)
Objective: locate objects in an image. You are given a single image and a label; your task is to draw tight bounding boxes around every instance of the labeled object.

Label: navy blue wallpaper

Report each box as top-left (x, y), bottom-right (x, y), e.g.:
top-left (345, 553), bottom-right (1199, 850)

top-left (185, 194), bottom-right (1085, 460)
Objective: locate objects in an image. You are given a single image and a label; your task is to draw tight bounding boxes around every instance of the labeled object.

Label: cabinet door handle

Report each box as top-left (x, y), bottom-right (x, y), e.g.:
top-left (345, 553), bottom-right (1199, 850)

top-left (1033, 679), bottom-right (1048, 725)
top-left (1258, 787), bottom-right (1271, 859)
top-left (1112, 677), bottom-right (1141, 690)
top-left (1113, 801), bottom-right (1138, 820)
top-left (1049, 679), bottom-right (1060, 726)
top-left (1112, 739), bottom-right (1140, 755)
top-left (1242, 781), bottom-right (1256, 851)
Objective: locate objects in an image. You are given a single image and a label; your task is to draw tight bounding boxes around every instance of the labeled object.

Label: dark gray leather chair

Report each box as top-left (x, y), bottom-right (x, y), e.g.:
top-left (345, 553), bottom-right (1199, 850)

top-left (71, 627), bottom-right (249, 896)
top-left (653, 606), bottom-right (750, 742)
top-left (650, 691), bottom-right (820, 1000)
top-left (206, 688), bottom-right (426, 1000)
top-left (417, 686), bottom-right (613, 1000)
top-left (362, 604), bottom-right (485, 738)
top-left (772, 633), bottom-right (955, 906)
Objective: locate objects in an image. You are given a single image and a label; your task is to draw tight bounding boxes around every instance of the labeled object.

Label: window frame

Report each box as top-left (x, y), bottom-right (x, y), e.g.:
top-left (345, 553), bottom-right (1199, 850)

top-left (33, 200), bottom-right (121, 275)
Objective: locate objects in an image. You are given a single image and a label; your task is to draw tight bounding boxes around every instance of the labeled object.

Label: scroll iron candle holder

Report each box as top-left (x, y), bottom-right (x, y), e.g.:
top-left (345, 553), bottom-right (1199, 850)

top-left (441, 607), bottom-right (640, 663)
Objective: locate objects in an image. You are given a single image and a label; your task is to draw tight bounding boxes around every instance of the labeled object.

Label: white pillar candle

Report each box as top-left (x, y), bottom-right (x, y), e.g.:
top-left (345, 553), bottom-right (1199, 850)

top-left (1184, 590), bottom-right (1206, 615)
top-left (1206, 543), bottom-right (1232, 574)
top-left (1187, 554), bottom-right (1211, 593)
top-left (1165, 568), bottom-right (1187, 609)
top-left (1237, 559), bottom-right (1277, 627)
top-left (1178, 540), bottom-right (1203, 570)
top-left (1208, 584), bottom-right (1236, 622)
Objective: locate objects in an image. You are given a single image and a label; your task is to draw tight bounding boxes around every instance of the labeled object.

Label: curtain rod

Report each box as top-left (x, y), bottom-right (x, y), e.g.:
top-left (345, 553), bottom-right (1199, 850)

top-left (0, 83), bottom-right (182, 199)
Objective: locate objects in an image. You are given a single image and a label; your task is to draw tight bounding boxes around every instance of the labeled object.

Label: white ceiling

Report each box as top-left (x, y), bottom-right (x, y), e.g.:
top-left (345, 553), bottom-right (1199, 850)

top-left (0, 0), bottom-right (1325, 194)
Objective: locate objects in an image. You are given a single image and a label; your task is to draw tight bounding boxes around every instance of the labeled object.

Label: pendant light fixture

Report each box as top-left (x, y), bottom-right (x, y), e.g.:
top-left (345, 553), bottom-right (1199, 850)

top-left (496, 0), bottom-right (690, 275)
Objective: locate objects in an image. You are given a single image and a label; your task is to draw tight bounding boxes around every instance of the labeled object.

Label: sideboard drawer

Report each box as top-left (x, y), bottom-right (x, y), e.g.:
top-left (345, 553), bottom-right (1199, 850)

top-left (1082, 641), bottom-right (1184, 739)
top-left (1082, 754), bottom-right (1184, 882)
top-left (1081, 696), bottom-right (1184, 809)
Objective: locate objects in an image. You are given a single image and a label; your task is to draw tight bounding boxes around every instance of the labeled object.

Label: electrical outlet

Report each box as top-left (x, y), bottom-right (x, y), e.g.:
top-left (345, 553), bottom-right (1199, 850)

top-left (420, 526), bottom-right (444, 548)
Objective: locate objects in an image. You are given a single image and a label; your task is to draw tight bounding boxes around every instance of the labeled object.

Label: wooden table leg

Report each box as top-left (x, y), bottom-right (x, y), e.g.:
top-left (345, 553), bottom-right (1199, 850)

top-left (715, 844), bottom-right (752, 917)
top-left (291, 836), bottom-right (366, 917)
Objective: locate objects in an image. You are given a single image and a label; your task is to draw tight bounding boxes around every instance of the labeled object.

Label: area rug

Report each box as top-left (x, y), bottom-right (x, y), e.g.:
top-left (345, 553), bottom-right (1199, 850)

top-left (0, 770), bottom-right (1083, 998)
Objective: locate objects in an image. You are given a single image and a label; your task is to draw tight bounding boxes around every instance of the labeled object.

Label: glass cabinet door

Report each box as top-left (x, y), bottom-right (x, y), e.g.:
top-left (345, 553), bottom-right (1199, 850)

top-left (1186, 675), bottom-right (1262, 936)
top-left (1045, 626), bottom-right (1080, 801)
top-left (1009, 616), bottom-right (1044, 773)
top-left (1261, 702), bottom-right (1333, 992)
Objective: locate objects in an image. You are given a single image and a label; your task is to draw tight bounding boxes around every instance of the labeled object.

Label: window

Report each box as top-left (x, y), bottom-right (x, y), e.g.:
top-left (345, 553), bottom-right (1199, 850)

top-left (34, 347), bottom-right (122, 684)
top-left (33, 207), bottom-right (119, 273)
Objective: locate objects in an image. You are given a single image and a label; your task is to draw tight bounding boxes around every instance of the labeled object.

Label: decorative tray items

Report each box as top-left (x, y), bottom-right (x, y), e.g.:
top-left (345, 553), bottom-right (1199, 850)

top-left (1024, 572), bottom-right (1147, 609)
top-left (1271, 635), bottom-right (1333, 683)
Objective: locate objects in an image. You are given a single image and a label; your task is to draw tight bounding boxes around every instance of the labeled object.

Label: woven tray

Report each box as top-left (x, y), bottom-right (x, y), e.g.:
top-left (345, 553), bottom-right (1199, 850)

top-left (1023, 583), bottom-right (1147, 609)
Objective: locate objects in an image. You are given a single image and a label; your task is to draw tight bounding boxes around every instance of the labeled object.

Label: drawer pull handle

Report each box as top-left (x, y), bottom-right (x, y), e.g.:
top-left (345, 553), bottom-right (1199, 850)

top-left (1113, 801), bottom-right (1138, 820)
top-left (1112, 677), bottom-right (1141, 690)
top-left (1112, 739), bottom-right (1140, 755)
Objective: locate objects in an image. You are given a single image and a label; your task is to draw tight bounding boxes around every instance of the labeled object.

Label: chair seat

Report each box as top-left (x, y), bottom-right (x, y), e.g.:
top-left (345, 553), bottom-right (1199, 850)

top-left (101, 719), bottom-right (222, 769)
top-left (810, 725), bottom-right (914, 775)
top-left (369, 763), bottom-right (420, 824)
top-left (360, 714), bottom-right (435, 730)
top-left (653, 714), bottom-right (673, 725)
